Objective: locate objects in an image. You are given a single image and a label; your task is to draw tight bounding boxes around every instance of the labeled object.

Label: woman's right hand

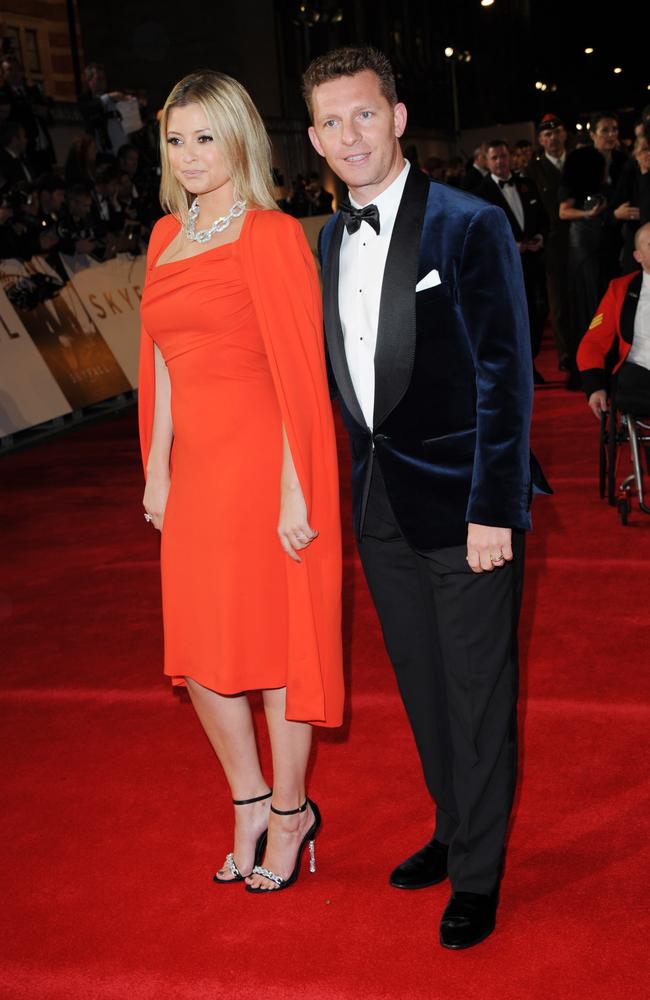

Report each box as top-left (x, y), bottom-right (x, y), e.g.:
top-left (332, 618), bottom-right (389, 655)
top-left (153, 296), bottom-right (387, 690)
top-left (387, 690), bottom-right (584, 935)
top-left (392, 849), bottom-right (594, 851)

top-left (143, 471), bottom-right (170, 531)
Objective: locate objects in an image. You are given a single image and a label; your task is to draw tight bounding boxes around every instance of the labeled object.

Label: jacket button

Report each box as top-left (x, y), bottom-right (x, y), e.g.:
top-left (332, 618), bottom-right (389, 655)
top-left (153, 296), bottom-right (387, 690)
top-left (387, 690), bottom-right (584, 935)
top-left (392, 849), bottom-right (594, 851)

top-left (374, 433), bottom-right (387, 442)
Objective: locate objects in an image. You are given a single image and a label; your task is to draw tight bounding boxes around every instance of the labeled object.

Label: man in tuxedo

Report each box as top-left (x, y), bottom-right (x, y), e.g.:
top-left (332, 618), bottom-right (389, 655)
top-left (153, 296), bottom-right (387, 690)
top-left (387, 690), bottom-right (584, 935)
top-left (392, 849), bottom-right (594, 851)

top-left (305, 171), bottom-right (334, 215)
top-left (477, 140), bottom-right (548, 382)
top-left (303, 46), bottom-right (548, 950)
top-left (460, 142), bottom-right (489, 192)
top-left (527, 116), bottom-right (572, 372)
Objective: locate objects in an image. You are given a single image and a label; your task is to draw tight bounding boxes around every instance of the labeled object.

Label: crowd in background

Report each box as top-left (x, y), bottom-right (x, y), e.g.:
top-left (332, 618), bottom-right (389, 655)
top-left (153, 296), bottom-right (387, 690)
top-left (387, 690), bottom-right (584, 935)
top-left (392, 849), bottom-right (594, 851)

top-left (1, 44), bottom-right (649, 385)
top-left (0, 54), bottom-right (161, 270)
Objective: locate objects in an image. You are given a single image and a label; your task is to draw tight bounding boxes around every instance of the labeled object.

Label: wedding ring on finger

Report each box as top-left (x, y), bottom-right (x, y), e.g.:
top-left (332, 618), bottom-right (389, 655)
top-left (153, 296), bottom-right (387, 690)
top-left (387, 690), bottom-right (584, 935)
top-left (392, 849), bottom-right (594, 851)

top-left (144, 513), bottom-right (153, 523)
top-left (490, 552), bottom-right (504, 564)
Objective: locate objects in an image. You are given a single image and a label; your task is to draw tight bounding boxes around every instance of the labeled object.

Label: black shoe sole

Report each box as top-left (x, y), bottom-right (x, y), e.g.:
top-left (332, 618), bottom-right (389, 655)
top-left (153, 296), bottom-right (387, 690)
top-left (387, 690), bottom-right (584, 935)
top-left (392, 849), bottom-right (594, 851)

top-left (389, 872), bottom-right (448, 890)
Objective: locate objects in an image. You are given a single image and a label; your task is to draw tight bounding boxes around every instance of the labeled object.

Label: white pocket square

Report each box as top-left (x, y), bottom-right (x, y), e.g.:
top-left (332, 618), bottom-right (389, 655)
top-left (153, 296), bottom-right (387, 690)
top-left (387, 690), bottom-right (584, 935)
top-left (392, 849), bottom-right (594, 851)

top-left (415, 269), bottom-right (441, 292)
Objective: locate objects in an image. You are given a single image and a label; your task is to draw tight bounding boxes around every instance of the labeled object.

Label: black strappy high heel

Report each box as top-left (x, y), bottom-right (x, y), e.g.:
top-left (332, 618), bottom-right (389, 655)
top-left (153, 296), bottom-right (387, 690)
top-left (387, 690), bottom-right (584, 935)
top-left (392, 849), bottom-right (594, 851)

top-left (245, 798), bottom-right (321, 893)
top-left (212, 789), bottom-right (272, 885)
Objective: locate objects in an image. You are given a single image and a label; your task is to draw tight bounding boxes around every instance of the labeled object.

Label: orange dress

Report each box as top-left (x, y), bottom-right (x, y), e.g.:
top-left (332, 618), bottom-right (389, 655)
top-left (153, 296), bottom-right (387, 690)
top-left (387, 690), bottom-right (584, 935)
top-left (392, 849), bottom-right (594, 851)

top-left (138, 209), bottom-right (343, 726)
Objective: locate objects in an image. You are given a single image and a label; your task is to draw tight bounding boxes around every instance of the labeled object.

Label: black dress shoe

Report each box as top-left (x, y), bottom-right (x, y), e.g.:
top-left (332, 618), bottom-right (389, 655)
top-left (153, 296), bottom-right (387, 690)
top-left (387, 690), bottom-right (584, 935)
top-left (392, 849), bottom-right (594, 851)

top-left (439, 891), bottom-right (498, 950)
top-left (389, 837), bottom-right (448, 889)
top-left (533, 366), bottom-right (546, 385)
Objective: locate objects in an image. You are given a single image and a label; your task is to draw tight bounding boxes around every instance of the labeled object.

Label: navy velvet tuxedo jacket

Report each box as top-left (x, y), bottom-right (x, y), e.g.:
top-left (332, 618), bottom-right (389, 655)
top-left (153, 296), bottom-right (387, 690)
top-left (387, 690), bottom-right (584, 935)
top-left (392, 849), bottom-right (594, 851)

top-left (319, 166), bottom-right (549, 551)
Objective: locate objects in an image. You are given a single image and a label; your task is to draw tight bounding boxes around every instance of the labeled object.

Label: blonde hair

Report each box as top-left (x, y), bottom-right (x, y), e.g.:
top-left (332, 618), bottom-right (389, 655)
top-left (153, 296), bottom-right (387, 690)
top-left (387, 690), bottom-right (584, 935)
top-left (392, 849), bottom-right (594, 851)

top-left (159, 70), bottom-right (278, 223)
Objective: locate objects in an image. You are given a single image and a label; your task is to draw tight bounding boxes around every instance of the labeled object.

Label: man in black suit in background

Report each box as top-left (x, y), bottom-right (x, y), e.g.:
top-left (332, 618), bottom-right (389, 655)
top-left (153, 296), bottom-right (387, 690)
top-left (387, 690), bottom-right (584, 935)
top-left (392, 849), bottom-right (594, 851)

top-left (460, 142), bottom-right (489, 192)
top-left (527, 116), bottom-right (571, 372)
top-left (478, 140), bottom-right (548, 382)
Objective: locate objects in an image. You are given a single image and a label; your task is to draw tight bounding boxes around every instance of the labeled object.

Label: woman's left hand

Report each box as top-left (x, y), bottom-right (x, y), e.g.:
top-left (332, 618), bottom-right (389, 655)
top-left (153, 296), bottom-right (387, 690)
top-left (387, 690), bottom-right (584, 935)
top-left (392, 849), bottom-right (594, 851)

top-left (278, 484), bottom-right (318, 562)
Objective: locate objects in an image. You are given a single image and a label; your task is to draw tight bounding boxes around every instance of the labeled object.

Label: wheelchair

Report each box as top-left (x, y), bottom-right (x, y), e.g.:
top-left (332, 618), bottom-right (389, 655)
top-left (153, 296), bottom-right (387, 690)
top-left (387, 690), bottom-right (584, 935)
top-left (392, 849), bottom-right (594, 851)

top-left (599, 398), bottom-right (650, 525)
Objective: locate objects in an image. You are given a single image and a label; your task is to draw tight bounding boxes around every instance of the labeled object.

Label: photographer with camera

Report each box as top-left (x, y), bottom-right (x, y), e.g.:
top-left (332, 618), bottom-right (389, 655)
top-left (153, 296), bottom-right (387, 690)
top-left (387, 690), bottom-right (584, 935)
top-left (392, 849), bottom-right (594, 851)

top-left (94, 163), bottom-right (125, 234)
top-left (0, 54), bottom-right (55, 174)
top-left (56, 182), bottom-right (107, 261)
top-left (0, 181), bottom-right (58, 260)
top-left (79, 63), bottom-right (136, 158)
top-left (0, 120), bottom-right (34, 187)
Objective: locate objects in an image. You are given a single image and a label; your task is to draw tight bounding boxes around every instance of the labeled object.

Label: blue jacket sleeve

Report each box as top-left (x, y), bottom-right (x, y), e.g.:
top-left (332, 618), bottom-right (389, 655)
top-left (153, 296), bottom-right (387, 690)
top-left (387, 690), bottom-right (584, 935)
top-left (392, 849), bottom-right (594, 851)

top-left (459, 204), bottom-right (534, 528)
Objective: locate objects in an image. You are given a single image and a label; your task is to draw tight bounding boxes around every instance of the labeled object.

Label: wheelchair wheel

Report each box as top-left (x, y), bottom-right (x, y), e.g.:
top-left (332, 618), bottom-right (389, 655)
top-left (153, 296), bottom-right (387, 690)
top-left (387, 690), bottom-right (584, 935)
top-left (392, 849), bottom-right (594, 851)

top-left (618, 497), bottom-right (630, 525)
top-left (607, 403), bottom-right (618, 506)
top-left (599, 411), bottom-right (607, 499)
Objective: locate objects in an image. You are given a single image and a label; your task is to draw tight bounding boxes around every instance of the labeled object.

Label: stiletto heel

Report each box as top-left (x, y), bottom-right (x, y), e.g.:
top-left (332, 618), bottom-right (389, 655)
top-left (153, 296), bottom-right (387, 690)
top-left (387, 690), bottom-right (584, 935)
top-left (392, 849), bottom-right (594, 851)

top-left (245, 798), bottom-right (321, 893)
top-left (212, 789), bottom-right (272, 885)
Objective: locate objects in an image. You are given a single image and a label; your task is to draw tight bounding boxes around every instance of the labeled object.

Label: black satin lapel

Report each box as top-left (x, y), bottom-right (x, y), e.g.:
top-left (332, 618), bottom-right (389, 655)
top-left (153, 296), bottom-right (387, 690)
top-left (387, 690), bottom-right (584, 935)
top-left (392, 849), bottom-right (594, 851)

top-left (323, 214), bottom-right (367, 428)
top-left (491, 181), bottom-right (522, 240)
top-left (620, 270), bottom-right (642, 345)
top-left (373, 168), bottom-right (430, 428)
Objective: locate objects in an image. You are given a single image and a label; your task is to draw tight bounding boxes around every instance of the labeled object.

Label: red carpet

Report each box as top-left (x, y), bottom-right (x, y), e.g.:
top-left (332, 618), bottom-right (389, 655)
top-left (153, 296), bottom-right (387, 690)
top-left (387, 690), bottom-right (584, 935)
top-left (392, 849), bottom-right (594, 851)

top-left (2, 335), bottom-right (650, 999)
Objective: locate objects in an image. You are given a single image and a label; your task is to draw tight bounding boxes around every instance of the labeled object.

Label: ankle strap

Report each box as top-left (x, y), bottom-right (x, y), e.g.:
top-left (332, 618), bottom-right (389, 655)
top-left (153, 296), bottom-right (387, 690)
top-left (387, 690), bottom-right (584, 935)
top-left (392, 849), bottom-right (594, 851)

top-left (270, 799), bottom-right (308, 816)
top-left (232, 790), bottom-right (272, 806)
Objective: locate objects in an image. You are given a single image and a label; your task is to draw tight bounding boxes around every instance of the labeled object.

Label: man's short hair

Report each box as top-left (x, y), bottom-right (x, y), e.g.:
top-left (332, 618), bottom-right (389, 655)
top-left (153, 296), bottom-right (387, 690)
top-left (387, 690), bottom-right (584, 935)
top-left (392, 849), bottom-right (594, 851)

top-left (486, 138), bottom-right (509, 152)
top-left (591, 111), bottom-right (618, 131)
top-left (302, 45), bottom-right (397, 120)
top-left (514, 139), bottom-right (532, 149)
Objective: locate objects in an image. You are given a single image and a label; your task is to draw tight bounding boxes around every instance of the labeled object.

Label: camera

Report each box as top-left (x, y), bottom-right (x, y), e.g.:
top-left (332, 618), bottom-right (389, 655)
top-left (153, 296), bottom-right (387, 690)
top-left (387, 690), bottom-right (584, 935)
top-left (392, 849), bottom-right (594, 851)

top-left (5, 271), bottom-right (64, 310)
top-left (0, 187), bottom-right (32, 218)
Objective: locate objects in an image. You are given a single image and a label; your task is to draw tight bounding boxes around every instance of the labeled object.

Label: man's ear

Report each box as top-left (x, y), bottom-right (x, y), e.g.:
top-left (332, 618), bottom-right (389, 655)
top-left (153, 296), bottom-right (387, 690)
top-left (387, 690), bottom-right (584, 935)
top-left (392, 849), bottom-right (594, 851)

top-left (393, 102), bottom-right (408, 139)
top-left (308, 125), bottom-right (324, 157)
top-left (633, 249), bottom-right (641, 266)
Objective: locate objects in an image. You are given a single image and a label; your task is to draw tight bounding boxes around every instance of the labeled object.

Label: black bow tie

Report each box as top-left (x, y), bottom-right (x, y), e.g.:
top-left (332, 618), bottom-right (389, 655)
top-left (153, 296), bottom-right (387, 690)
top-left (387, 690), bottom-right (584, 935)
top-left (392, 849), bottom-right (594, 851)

top-left (339, 200), bottom-right (380, 235)
top-left (499, 177), bottom-right (516, 189)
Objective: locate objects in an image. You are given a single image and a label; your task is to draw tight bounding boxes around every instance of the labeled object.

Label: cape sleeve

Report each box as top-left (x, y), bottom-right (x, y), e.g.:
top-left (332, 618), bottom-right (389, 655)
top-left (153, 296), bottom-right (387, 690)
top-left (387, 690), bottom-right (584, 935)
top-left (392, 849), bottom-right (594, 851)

top-left (240, 210), bottom-right (344, 727)
top-left (138, 215), bottom-right (178, 474)
top-left (137, 215), bottom-right (185, 687)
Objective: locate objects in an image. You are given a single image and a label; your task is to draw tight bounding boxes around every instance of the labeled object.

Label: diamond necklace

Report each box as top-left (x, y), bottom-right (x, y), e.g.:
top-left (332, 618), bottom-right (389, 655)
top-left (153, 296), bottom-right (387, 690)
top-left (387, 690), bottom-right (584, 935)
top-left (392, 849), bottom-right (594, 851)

top-left (185, 197), bottom-right (246, 243)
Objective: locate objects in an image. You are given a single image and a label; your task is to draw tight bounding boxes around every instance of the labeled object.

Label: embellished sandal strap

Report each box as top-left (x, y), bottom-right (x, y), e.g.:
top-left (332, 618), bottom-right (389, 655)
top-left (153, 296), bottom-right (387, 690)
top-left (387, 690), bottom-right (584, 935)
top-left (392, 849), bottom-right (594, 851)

top-left (222, 853), bottom-right (242, 879)
top-left (270, 799), bottom-right (308, 816)
top-left (232, 789), bottom-right (272, 806)
top-left (251, 864), bottom-right (284, 886)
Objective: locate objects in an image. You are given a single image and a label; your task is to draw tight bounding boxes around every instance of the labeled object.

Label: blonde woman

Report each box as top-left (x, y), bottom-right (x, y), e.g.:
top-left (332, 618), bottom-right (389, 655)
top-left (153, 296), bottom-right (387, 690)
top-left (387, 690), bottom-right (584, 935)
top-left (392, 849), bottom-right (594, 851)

top-left (138, 71), bottom-right (342, 892)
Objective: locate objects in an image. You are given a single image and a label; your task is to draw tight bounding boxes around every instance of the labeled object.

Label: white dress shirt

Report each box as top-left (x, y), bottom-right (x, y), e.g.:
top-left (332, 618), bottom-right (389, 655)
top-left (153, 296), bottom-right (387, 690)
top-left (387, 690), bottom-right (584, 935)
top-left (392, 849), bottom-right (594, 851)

top-left (628, 270), bottom-right (650, 371)
top-left (491, 172), bottom-right (524, 231)
top-left (338, 160), bottom-right (410, 428)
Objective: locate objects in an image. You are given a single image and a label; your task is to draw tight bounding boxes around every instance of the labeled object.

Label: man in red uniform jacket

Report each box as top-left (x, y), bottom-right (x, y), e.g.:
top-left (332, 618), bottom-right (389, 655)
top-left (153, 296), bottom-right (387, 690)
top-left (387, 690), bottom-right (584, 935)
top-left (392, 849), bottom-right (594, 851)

top-left (578, 222), bottom-right (650, 418)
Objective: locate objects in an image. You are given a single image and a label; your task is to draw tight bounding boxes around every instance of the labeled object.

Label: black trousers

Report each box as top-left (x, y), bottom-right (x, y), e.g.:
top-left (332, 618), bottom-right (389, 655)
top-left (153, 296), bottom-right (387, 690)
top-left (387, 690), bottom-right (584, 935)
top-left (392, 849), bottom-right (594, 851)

top-left (358, 464), bottom-right (525, 895)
